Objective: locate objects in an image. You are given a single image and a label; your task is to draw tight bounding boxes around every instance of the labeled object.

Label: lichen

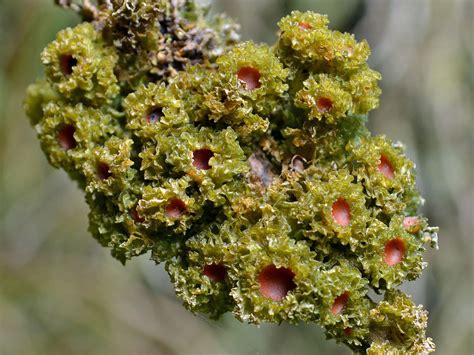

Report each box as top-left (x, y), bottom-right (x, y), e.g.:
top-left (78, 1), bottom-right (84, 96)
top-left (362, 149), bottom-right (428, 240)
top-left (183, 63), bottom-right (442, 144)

top-left (25, 2), bottom-right (438, 353)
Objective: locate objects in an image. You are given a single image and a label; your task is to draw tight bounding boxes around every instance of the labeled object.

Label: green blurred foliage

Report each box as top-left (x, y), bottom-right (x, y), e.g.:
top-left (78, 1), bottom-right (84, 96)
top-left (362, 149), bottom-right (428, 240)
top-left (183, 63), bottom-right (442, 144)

top-left (0, 0), bottom-right (472, 354)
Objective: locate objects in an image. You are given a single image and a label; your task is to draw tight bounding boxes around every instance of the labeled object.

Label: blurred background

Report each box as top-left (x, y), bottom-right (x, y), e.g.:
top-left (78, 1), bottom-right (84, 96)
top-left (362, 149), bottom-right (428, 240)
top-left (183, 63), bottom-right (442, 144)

top-left (0, 0), bottom-right (472, 354)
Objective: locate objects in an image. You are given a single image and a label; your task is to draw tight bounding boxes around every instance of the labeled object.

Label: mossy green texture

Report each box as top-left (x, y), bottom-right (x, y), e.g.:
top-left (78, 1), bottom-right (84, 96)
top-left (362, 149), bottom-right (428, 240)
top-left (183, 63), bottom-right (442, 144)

top-left (226, 214), bottom-right (321, 324)
top-left (24, 80), bottom-right (60, 126)
top-left (36, 101), bottom-right (121, 183)
top-left (25, 2), bottom-right (438, 353)
top-left (294, 74), bottom-right (352, 123)
top-left (166, 224), bottom-right (235, 319)
top-left (123, 82), bottom-right (188, 139)
top-left (367, 290), bottom-right (435, 354)
top-left (41, 22), bottom-right (120, 104)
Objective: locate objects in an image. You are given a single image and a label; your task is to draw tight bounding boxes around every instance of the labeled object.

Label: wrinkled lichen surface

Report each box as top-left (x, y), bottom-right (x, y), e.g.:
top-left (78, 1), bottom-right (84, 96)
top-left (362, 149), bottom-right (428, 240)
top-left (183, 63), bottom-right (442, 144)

top-left (25, 1), bottom-right (438, 353)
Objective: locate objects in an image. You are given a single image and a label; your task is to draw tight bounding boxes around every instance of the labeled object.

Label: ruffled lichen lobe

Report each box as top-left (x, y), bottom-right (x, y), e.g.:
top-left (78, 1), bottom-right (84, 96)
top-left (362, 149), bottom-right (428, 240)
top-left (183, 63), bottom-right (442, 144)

top-left (25, 3), bottom-right (438, 353)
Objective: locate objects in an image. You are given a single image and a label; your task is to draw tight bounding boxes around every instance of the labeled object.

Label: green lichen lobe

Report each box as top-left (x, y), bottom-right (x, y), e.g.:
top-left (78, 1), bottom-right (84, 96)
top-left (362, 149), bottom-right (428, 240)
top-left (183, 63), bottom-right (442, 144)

top-left (25, 3), bottom-right (438, 353)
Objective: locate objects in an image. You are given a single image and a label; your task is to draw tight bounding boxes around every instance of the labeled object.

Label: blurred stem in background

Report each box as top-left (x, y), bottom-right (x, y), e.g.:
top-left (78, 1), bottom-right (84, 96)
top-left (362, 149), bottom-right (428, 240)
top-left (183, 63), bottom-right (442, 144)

top-left (0, 0), bottom-right (472, 354)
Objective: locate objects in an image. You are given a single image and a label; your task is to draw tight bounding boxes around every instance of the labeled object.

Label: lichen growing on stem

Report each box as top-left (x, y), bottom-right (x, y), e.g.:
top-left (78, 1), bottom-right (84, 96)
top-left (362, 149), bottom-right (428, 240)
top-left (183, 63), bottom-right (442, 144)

top-left (25, 1), bottom-right (438, 353)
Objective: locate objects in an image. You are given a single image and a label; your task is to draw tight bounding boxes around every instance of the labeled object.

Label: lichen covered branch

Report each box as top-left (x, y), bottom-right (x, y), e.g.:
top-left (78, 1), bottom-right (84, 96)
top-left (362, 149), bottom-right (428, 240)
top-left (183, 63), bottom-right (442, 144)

top-left (25, 1), bottom-right (438, 353)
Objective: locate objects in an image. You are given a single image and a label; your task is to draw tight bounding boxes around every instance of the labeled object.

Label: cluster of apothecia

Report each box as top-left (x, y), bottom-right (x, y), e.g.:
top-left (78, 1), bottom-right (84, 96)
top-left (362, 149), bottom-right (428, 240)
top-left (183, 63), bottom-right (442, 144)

top-left (25, 1), bottom-right (438, 353)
